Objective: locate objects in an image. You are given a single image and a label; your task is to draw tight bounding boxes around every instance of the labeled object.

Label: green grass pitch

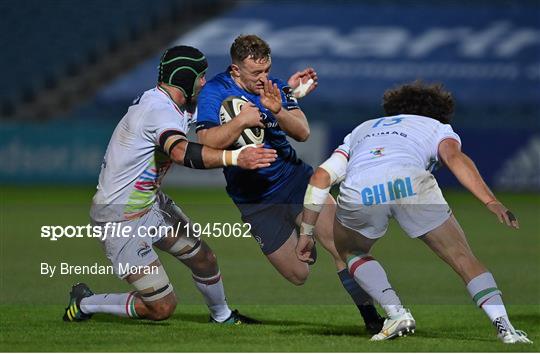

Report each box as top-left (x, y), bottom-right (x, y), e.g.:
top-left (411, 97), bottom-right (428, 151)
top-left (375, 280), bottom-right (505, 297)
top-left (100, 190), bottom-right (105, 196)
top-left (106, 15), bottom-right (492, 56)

top-left (1, 185), bottom-right (539, 351)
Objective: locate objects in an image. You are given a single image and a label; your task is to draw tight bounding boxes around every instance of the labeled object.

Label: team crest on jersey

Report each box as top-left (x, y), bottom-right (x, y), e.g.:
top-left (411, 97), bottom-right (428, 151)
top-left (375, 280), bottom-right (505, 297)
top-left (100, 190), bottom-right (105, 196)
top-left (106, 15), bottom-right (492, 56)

top-left (137, 241), bottom-right (152, 258)
top-left (370, 147), bottom-right (385, 158)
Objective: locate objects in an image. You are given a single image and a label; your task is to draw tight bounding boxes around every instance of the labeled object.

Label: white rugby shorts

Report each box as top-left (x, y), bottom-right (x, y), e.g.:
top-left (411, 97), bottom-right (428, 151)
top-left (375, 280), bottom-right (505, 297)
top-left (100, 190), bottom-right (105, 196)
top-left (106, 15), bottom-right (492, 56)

top-left (91, 192), bottom-right (196, 278)
top-left (336, 166), bottom-right (451, 238)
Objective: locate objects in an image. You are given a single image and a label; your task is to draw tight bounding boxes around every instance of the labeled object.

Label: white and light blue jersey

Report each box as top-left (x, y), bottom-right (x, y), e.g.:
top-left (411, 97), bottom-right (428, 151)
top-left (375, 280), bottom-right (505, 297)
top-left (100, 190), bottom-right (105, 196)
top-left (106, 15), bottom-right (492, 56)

top-left (335, 114), bottom-right (461, 175)
top-left (335, 115), bottom-right (460, 208)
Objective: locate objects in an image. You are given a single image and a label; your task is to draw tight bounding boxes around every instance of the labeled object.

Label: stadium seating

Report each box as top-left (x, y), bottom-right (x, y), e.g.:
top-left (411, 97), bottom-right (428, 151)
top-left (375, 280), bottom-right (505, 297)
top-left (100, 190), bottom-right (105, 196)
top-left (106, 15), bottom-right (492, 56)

top-left (0, 0), bottom-right (178, 116)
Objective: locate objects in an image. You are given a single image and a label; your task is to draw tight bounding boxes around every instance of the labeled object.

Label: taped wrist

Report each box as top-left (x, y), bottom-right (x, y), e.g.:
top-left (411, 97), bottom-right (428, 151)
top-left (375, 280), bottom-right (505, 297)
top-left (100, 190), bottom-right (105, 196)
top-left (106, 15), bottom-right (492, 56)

top-left (222, 144), bottom-right (255, 167)
top-left (292, 78), bottom-right (314, 98)
top-left (303, 184), bottom-right (330, 213)
top-left (300, 222), bottom-right (315, 237)
top-left (184, 142), bottom-right (205, 169)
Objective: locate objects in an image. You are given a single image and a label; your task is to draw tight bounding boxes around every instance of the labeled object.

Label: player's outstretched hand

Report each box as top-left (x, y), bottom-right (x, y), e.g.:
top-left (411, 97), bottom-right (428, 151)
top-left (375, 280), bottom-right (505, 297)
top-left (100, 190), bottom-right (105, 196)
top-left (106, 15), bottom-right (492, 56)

top-left (259, 79), bottom-right (283, 115)
top-left (486, 200), bottom-right (519, 229)
top-left (237, 144), bottom-right (277, 170)
top-left (288, 67), bottom-right (318, 98)
top-left (239, 103), bottom-right (264, 128)
top-left (296, 234), bottom-right (315, 263)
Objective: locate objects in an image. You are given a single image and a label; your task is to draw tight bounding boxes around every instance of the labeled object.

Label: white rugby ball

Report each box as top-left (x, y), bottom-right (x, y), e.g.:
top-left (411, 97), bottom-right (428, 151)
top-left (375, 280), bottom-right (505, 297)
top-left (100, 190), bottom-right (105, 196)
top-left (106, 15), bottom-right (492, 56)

top-left (219, 96), bottom-right (265, 148)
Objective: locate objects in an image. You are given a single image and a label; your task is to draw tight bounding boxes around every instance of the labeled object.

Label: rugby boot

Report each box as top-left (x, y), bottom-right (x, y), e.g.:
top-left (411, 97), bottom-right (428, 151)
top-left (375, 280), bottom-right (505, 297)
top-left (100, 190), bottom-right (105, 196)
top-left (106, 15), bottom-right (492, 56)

top-left (370, 309), bottom-right (415, 341)
top-left (210, 309), bottom-right (261, 325)
top-left (63, 283), bottom-right (94, 322)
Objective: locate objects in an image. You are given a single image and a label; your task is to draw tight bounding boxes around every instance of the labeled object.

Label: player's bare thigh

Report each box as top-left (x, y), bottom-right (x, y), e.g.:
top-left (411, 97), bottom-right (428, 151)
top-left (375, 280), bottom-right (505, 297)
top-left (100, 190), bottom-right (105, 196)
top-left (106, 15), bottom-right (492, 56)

top-left (266, 231), bottom-right (309, 286)
top-left (266, 194), bottom-right (347, 284)
top-left (419, 214), bottom-right (486, 283)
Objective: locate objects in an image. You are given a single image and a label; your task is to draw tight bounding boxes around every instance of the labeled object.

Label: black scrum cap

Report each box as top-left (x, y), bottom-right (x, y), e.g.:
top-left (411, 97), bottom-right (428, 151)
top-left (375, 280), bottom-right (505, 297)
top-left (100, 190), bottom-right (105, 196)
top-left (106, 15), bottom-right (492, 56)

top-left (158, 45), bottom-right (208, 98)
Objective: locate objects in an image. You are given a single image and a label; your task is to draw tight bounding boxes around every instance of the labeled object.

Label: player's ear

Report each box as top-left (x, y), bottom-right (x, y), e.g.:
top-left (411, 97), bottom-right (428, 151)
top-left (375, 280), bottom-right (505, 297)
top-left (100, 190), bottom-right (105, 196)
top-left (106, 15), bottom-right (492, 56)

top-left (230, 64), bottom-right (240, 78)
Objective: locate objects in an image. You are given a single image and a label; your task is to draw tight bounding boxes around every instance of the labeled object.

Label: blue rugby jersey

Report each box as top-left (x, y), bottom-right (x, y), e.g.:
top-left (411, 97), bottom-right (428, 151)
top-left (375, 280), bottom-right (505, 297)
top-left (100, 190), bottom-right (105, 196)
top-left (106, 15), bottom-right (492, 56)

top-left (196, 68), bottom-right (307, 203)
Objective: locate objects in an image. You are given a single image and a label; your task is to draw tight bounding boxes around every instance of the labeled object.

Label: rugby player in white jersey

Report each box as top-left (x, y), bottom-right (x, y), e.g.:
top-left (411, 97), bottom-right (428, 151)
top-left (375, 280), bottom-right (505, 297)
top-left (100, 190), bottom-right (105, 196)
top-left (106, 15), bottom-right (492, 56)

top-left (63, 46), bottom-right (276, 324)
top-left (297, 81), bottom-right (532, 343)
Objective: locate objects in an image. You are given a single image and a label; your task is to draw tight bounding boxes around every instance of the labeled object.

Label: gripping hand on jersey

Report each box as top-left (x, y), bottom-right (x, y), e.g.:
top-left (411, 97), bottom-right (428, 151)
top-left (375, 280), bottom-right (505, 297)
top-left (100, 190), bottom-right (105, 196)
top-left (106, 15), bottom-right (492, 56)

top-left (288, 67), bottom-right (318, 98)
top-left (234, 144), bottom-right (277, 170)
top-left (259, 79), bottom-right (283, 115)
top-left (238, 102), bottom-right (265, 128)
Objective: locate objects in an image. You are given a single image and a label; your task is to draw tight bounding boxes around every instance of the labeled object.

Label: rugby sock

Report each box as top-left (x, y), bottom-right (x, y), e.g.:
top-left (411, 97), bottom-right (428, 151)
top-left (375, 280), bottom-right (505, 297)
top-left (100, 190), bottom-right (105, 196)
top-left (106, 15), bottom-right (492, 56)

top-left (337, 269), bottom-right (381, 323)
top-left (192, 271), bottom-right (232, 322)
top-left (466, 272), bottom-right (511, 329)
top-left (80, 292), bottom-right (138, 318)
top-left (347, 254), bottom-right (405, 319)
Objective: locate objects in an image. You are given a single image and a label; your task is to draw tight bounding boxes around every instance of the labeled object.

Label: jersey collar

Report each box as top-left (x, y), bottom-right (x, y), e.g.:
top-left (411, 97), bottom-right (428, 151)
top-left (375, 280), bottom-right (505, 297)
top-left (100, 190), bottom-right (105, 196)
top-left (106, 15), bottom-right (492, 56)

top-left (156, 85), bottom-right (185, 115)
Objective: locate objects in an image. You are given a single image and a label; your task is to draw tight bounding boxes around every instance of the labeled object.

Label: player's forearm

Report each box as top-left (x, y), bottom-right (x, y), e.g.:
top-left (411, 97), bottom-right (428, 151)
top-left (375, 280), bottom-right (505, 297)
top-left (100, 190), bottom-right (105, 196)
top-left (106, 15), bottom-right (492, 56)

top-left (170, 141), bottom-right (252, 169)
top-left (301, 168), bottom-right (332, 235)
top-left (169, 141), bottom-right (219, 168)
top-left (274, 109), bottom-right (310, 142)
top-left (198, 120), bottom-right (246, 149)
top-left (200, 146), bottom-right (227, 168)
top-left (446, 152), bottom-right (497, 204)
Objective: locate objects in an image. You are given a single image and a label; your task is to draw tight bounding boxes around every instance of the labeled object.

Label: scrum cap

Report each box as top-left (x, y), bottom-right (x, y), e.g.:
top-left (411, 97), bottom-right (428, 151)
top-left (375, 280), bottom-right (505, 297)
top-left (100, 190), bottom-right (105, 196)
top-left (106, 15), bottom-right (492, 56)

top-left (157, 45), bottom-right (208, 98)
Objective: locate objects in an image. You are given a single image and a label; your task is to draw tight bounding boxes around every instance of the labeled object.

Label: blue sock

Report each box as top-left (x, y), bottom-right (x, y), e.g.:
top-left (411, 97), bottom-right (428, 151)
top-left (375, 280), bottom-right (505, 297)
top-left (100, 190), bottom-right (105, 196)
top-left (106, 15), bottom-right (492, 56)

top-left (338, 269), bottom-right (381, 323)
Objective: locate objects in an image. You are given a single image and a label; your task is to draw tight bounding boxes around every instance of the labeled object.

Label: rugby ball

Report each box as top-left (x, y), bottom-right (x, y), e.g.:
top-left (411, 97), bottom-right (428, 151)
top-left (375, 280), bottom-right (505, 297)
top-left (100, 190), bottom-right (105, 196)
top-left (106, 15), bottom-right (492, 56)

top-left (219, 96), bottom-right (265, 148)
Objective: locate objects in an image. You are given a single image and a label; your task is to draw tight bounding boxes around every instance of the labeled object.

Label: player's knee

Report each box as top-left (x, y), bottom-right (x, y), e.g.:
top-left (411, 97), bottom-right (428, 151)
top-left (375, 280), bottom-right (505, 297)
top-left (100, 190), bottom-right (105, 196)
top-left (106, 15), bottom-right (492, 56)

top-left (201, 247), bottom-right (218, 267)
top-left (147, 298), bottom-right (177, 321)
top-left (451, 249), bottom-right (480, 274)
top-left (285, 268), bottom-right (309, 286)
top-left (190, 245), bottom-right (218, 272)
top-left (288, 277), bottom-right (306, 286)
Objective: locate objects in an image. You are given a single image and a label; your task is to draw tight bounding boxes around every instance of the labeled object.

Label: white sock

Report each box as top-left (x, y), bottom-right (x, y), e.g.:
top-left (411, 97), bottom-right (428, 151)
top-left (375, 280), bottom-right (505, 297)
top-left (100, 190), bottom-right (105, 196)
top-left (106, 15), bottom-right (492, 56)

top-left (466, 272), bottom-right (511, 327)
top-left (192, 271), bottom-right (231, 322)
top-left (80, 292), bottom-right (138, 318)
top-left (348, 254), bottom-right (405, 318)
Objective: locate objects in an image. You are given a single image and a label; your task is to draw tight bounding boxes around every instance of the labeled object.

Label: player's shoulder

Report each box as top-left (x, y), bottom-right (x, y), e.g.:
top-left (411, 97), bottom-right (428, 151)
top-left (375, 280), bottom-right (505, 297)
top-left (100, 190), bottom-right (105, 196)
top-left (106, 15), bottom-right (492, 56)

top-left (139, 87), bottom-right (169, 108)
top-left (144, 90), bottom-right (176, 112)
top-left (139, 88), bottom-right (185, 124)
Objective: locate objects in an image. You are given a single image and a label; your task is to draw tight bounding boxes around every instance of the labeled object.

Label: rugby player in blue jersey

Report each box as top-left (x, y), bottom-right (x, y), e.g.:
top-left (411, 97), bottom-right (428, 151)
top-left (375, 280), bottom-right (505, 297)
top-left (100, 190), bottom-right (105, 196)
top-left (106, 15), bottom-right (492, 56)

top-left (196, 34), bottom-right (384, 333)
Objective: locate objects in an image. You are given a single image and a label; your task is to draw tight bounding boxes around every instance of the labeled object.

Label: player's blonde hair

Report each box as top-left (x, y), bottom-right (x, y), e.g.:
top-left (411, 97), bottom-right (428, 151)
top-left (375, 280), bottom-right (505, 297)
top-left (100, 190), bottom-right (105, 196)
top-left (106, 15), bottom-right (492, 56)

top-left (230, 34), bottom-right (271, 64)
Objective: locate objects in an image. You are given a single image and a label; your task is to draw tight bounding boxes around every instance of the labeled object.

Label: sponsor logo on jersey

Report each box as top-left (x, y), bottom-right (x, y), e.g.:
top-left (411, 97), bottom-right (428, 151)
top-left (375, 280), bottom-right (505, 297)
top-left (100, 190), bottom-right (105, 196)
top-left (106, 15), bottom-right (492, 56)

top-left (370, 147), bottom-right (385, 158)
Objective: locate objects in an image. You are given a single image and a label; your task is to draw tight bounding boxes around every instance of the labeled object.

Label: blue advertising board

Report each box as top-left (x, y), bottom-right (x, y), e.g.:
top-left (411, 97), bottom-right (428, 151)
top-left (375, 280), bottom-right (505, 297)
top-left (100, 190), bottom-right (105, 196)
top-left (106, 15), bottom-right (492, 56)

top-left (98, 2), bottom-right (540, 106)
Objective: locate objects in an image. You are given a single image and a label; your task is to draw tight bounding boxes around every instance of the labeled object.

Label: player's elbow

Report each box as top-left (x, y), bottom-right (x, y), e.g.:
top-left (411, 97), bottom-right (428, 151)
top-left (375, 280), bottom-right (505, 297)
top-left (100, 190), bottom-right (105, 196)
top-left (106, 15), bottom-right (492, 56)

top-left (169, 141), bottom-right (187, 165)
top-left (293, 127), bottom-right (310, 142)
top-left (310, 167), bottom-right (331, 189)
top-left (197, 128), bottom-right (227, 149)
top-left (197, 130), bottom-right (210, 146)
top-left (442, 150), bottom-right (466, 169)
top-left (438, 138), bottom-right (463, 168)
